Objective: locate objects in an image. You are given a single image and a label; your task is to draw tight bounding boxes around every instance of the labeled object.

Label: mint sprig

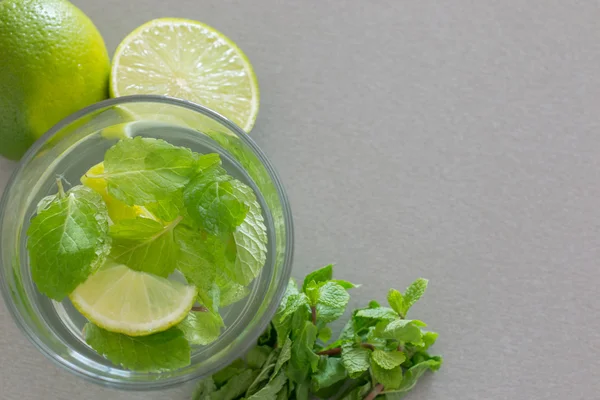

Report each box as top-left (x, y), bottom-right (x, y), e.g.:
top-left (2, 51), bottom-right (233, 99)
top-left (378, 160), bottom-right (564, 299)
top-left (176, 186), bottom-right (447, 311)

top-left (193, 265), bottom-right (442, 399)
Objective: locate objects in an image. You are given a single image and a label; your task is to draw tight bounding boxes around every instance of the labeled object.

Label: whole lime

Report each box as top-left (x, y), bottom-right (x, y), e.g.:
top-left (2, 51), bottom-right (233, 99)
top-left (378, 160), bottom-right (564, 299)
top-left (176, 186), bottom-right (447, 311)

top-left (0, 0), bottom-right (110, 160)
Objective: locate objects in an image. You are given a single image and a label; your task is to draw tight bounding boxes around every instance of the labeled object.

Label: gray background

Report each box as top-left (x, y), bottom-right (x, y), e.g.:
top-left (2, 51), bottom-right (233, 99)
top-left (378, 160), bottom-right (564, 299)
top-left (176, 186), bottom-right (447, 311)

top-left (1, 0), bottom-right (599, 399)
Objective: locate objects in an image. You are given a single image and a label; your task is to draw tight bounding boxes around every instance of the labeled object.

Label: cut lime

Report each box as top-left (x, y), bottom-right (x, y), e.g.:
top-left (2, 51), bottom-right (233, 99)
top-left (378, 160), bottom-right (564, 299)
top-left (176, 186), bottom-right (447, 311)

top-left (71, 263), bottom-right (197, 336)
top-left (110, 18), bottom-right (260, 132)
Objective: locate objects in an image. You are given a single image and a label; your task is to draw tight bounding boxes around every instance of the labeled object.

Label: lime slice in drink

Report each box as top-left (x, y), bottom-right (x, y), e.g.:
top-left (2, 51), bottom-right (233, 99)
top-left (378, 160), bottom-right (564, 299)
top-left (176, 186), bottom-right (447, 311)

top-left (71, 263), bottom-right (197, 336)
top-left (110, 18), bottom-right (260, 132)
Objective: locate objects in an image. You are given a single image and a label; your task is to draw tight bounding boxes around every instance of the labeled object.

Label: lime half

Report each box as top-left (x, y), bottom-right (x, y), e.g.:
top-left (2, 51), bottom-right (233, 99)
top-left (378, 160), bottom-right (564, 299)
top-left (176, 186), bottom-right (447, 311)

top-left (71, 263), bottom-right (197, 336)
top-left (110, 18), bottom-right (260, 132)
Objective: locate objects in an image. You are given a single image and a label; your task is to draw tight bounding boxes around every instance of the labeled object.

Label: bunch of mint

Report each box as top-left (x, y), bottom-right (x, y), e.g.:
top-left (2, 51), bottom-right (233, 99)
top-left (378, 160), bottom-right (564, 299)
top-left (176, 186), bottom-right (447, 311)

top-left (26, 136), bottom-right (268, 372)
top-left (193, 265), bottom-right (442, 399)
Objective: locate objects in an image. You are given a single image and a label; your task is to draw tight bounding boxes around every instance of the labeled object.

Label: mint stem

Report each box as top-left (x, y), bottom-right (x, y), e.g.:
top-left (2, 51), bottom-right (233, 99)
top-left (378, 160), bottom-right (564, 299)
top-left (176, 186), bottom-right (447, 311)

top-left (317, 347), bottom-right (342, 356)
top-left (361, 343), bottom-right (375, 351)
top-left (311, 305), bottom-right (317, 325)
top-left (191, 305), bottom-right (209, 312)
top-left (364, 383), bottom-right (384, 400)
top-left (56, 178), bottom-right (65, 198)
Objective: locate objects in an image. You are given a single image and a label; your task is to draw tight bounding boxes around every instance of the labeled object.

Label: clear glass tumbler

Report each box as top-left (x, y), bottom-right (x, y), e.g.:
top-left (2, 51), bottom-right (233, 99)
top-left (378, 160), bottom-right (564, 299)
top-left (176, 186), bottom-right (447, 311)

top-left (0, 95), bottom-right (294, 389)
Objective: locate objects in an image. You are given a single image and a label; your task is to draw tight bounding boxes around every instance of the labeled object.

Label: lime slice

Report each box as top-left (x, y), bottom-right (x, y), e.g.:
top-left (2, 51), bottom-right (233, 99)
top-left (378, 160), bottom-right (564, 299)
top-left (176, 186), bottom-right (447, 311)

top-left (110, 18), bottom-right (260, 132)
top-left (71, 263), bottom-right (197, 336)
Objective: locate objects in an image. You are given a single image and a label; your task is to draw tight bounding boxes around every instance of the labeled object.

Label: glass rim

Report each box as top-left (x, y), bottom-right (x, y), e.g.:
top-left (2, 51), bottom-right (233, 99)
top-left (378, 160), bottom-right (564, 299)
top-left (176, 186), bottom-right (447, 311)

top-left (0, 95), bottom-right (295, 390)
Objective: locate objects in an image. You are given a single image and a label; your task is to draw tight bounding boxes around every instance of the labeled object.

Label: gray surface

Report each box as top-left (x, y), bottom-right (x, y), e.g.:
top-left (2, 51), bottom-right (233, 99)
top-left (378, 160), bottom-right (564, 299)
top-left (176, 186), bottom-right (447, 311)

top-left (1, 0), bottom-right (600, 399)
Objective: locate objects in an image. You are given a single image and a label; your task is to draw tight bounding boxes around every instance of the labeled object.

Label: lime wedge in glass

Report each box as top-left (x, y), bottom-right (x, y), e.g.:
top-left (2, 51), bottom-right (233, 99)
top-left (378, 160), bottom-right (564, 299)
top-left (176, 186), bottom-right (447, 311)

top-left (70, 263), bottom-right (197, 336)
top-left (110, 18), bottom-right (260, 132)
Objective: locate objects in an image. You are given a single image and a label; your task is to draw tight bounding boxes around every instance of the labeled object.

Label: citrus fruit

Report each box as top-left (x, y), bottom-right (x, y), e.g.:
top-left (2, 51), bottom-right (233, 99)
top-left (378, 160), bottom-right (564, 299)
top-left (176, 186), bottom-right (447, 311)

top-left (71, 263), bottom-right (197, 336)
top-left (0, 0), bottom-right (110, 160)
top-left (110, 18), bottom-right (259, 132)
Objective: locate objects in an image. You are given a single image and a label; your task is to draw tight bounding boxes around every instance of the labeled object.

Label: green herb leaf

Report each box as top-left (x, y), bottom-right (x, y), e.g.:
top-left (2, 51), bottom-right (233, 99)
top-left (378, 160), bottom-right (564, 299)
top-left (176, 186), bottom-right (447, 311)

top-left (341, 343), bottom-right (371, 378)
top-left (217, 274), bottom-right (250, 307)
top-left (219, 180), bottom-right (267, 286)
top-left (173, 225), bottom-right (219, 308)
top-left (355, 307), bottom-right (398, 321)
top-left (312, 357), bottom-right (347, 392)
top-left (332, 279), bottom-right (359, 289)
top-left (339, 382), bottom-right (372, 400)
top-left (316, 282), bottom-right (350, 323)
top-left (402, 278), bottom-right (428, 316)
top-left (301, 264), bottom-right (333, 291)
top-left (110, 216), bottom-right (180, 277)
top-left (247, 349), bottom-right (278, 395)
top-left (289, 321), bottom-right (319, 381)
top-left (84, 324), bottom-right (190, 372)
top-left (420, 331), bottom-right (439, 350)
top-left (178, 310), bottom-right (224, 345)
top-left (212, 359), bottom-right (246, 386)
top-left (387, 289), bottom-right (404, 316)
top-left (246, 345), bottom-right (273, 369)
top-left (211, 368), bottom-right (258, 400)
top-left (385, 358), bottom-right (442, 395)
top-left (318, 326), bottom-right (333, 343)
top-left (183, 166), bottom-right (249, 234)
top-left (372, 362), bottom-right (403, 390)
top-left (273, 337), bottom-right (292, 378)
top-left (371, 349), bottom-right (406, 370)
top-left (192, 378), bottom-right (216, 400)
top-left (273, 281), bottom-right (310, 346)
top-left (27, 185), bottom-right (110, 300)
top-left (144, 189), bottom-right (187, 222)
top-left (109, 216), bottom-right (164, 239)
top-left (381, 319), bottom-right (426, 344)
top-left (247, 372), bottom-right (287, 400)
top-left (102, 137), bottom-right (197, 205)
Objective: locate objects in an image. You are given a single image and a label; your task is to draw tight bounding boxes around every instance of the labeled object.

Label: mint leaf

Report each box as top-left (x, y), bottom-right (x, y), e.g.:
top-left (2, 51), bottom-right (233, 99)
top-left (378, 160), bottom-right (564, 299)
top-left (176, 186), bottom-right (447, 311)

top-left (246, 345), bottom-right (272, 369)
top-left (247, 349), bottom-right (278, 395)
top-left (173, 225), bottom-right (218, 308)
top-left (211, 368), bottom-right (258, 400)
top-left (371, 349), bottom-right (406, 370)
top-left (290, 321), bottom-right (319, 381)
top-left (247, 372), bottom-right (287, 400)
top-left (381, 319), bottom-right (426, 344)
top-left (318, 326), bottom-right (332, 343)
top-left (341, 343), bottom-right (371, 378)
top-left (84, 324), bottom-right (190, 372)
top-left (355, 307), bottom-right (398, 321)
top-left (27, 185), bottom-right (110, 300)
top-left (305, 280), bottom-right (320, 306)
top-left (219, 180), bottom-right (267, 286)
top-left (273, 337), bottom-right (292, 378)
top-left (386, 358), bottom-right (442, 395)
top-left (420, 331), bottom-right (439, 350)
top-left (110, 216), bottom-right (180, 277)
top-left (311, 357), bottom-right (347, 392)
top-left (145, 189), bottom-right (186, 222)
top-left (195, 153), bottom-right (222, 173)
top-left (213, 359), bottom-right (246, 386)
top-left (372, 362), bottom-right (403, 390)
top-left (217, 274), bottom-right (250, 307)
top-left (387, 289), bottom-right (404, 316)
top-left (193, 378), bottom-right (216, 400)
top-left (315, 282), bottom-right (350, 323)
top-left (273, 280), bottom-right (309, 346)
top-left (178, 310), bottom-right (223, 345)
top-left (301, 264), bottom-right (333, 291)
top-left (340, 382), bottom-right (372, 400)
top-left (292, 383), bottom-right (310, 400)
top-left (102, 137), bottom-right (197, 205)
top-left (332, 279), bottom-right (359, 289)
top-left (183, 166), bottom-right (249, 234)
top-left (402, 278), bottom-right (428, 316)
top-left (109, 216), bottom-right (164, 239)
